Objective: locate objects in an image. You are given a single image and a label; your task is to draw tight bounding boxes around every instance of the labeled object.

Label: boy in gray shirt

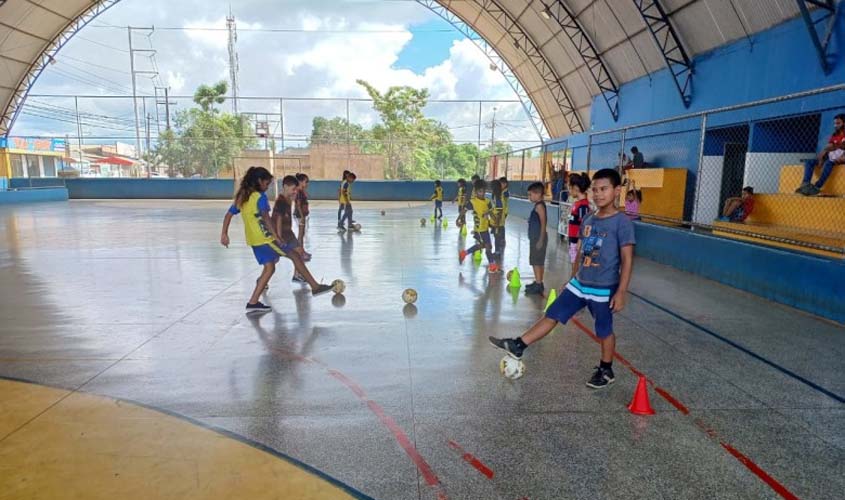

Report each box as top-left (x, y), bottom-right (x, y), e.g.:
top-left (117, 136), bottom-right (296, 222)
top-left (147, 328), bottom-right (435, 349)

top-left (489, 169), bottom-right (636, 389)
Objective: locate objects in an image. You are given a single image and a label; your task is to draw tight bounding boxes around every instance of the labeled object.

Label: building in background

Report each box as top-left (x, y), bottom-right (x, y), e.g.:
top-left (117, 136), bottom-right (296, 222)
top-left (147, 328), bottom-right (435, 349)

top-left (0, 137), bottom-right (69, 178)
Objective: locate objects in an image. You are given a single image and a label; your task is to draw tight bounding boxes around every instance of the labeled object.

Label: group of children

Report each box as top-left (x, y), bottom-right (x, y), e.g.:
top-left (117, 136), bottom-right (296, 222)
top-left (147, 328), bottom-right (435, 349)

top-left (490, 168), bottom-right (636, 389)
top-left (221, 167), bottom-right (333, 313)
top-left (453, 176), bottom-right (510, 274)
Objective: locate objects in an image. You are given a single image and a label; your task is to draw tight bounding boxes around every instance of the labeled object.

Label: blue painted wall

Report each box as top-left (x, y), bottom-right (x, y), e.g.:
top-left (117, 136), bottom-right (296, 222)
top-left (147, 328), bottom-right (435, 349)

top-left (634, 223), bottom-right (845, 324)
top-left (7, 178), bottom-right (537, 202)
top-left (588, 8), bottom-right (845, 130)
top-left (0, 188), bottom-right (68, 204)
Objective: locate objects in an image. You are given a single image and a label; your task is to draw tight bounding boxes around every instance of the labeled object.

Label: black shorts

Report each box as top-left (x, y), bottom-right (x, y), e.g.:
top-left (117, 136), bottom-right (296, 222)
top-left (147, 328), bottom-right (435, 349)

top-left (529, 236), bottom-right (547, 266)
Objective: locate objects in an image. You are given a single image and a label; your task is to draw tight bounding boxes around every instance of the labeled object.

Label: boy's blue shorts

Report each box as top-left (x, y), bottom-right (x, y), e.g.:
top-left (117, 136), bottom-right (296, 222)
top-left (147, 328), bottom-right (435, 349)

top-left (435, 200), bottom-right (443, 208)
top-left (545, 278), bottom-right (617, 338)
top-left (252, 241), bottom-right (295, 265)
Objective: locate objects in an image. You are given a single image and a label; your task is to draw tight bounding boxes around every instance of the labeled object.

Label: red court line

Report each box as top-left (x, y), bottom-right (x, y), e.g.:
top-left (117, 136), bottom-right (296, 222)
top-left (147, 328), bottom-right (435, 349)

top-left (269, 347), bottom-right (446, 498)
top-left (569, 317), bottom-right (799, 500)
top-left (447, 440), bottom-right (495, 479)
top-left (325, 370), bottom-right (443, 492)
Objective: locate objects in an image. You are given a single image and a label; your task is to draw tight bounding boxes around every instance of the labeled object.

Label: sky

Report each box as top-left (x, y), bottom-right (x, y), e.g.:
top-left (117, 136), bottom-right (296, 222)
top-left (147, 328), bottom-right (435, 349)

top-left (15, 0), bottom-right (543, 150)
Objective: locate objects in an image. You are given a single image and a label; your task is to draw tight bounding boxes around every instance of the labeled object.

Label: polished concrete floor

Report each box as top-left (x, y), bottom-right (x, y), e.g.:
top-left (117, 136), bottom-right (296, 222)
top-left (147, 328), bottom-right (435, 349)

top-left (0, 200), bottom-right (842, 500)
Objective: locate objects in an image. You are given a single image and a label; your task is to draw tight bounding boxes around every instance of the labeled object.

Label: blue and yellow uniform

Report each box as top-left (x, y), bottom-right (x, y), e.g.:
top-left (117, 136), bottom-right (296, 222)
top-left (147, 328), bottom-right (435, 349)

top-left (502, 186), bottom-right (510, 219)
top-left (466, 196), bottom-right (496, 265)
top-left (456, 185), bottom-right (466, 206)
top-left (228, 191), bottom-right (290, 264)
top-left (431, 185), bottom-right (443, 202)
top-left (339, 180), bottom-right (351, 204)
top-left (338, 180), bottom-right (354, 229)
top-left (470, 197), bottom-right (493, 233)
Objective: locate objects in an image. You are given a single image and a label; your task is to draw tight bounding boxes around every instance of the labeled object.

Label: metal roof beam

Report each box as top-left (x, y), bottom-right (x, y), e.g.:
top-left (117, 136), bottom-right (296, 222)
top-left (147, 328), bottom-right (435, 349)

top-left (795, 0), bottom-right (839, 74)
top-left (632, 0), bottom-right (694, 107)
top-left (473, 0), bottom-right (583, 134)
top-left (416, 1), bottom-right (548, 141)
top-left (539, 1), bottom-right (619, 121)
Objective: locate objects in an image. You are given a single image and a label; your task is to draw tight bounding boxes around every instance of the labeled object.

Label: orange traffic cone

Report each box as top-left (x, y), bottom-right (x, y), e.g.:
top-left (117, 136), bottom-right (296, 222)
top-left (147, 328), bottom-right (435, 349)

top-left (627, 376), bottom-right (656, 415)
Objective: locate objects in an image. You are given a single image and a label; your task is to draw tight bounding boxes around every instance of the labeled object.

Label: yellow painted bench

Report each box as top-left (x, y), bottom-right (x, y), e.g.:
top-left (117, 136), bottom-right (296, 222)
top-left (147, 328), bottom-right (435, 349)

top-left (712, 221), bottom-right (845, 259)
top-left (744, 194), bottom-right (845, 233)
top-left (778, 164), bottom-right (845, 196)
top-left (625, 168), bottom-right (688, 221)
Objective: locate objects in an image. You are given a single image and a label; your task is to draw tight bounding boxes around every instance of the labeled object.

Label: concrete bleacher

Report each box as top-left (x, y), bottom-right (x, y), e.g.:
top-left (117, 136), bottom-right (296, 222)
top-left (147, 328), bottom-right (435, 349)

top-left (712, 163), bottom-right (845, 258)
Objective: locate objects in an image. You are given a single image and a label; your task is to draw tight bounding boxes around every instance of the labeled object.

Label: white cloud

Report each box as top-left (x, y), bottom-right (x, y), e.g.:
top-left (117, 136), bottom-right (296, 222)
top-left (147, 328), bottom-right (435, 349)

top-left (166, 71), bottom-right (185, 92)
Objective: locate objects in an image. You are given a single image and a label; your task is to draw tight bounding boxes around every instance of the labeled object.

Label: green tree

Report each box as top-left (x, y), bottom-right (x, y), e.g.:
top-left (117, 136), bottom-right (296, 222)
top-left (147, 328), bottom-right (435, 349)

top-left (310, 117), bottom-right (371, 149)
top-left (148, 81), bottom-right (256, 177)
top-left (356, 80), bottom-right (451, 179)
top-left (193, 81), bottom-right (228, 112)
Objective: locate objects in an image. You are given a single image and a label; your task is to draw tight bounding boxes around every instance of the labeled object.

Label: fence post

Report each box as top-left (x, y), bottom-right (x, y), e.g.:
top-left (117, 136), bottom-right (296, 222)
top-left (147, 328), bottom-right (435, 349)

top-left (619, 128), bottom-right (627, 172)
top-left (586, 134), bottom-right (593, 175)
top-left (692, 114), bottom-right (708, 227)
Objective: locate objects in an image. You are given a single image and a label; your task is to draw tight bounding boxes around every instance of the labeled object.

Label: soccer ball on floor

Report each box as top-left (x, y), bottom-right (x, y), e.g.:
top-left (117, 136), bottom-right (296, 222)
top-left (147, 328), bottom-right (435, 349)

top-left (352, 223), bottom-right (362, 232)
top-left (402, 288), bottom-right (418, 304)
top-left (331, 279), bottom-right (346, 294)
top-left (499, 356), bottom-right (525, 380)
top-left (420, 218), bottom-right (427, 226)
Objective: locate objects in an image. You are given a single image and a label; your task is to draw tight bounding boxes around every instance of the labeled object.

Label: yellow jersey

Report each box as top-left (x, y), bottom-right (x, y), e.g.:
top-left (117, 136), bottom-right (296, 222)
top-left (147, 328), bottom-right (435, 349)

top-left (339, 181), bottom-right (351, 204)
top-left (431, 186), bottom-right (443, 201)
top-left (491, 194), bottom-right (504, 228)
top-left (502, 187), bottom-right (510, 218)
top-left (228, 191), bottom-right (274, 246)
top-left (470, 197), bottom-right (493, 232)
top-left (456, 186), bottom-right (466, 205)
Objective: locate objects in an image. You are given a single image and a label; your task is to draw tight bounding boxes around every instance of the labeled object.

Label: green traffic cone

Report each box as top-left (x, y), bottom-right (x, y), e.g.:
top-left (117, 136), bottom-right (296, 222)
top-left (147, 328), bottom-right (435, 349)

top-left (508, 268), bottom-right (521, 289)
top-left (431, 215), bottom-right (436, 222)
top-left (442, 219), bottom-right (448, 228)
top-left (460, 225), bottom-right (468, 237)
top-left (544, 288), bottom-right (557, 312)
top-left (473, 250), bottom-right (482, 262)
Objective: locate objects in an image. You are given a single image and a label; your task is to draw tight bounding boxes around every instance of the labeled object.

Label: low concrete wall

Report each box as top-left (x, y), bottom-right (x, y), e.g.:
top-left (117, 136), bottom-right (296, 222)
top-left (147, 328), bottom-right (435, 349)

top-left (0, 188), bottom-right (68, 204)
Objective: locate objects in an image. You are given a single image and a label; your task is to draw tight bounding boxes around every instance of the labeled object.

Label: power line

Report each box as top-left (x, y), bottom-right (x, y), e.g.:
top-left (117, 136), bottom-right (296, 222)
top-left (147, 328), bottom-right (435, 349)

top-left (75, 35), bottom-right (129, 53)
top-left (88, 25), bottom-right (458, 34)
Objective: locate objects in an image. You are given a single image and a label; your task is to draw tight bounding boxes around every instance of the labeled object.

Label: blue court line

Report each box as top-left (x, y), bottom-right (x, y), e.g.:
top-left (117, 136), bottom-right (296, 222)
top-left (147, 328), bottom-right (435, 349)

top-left (629, 292), bottom-right (845, 405)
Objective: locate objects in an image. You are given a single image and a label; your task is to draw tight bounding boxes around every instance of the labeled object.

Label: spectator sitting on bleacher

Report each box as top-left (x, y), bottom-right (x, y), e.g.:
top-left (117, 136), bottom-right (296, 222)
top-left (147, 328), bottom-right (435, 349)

top-left (796, 113), bottom-right (845, 196)
top-left (624, 147), bottom-right (648, 170)
top-left (720, 187), bottom-right (755, 222)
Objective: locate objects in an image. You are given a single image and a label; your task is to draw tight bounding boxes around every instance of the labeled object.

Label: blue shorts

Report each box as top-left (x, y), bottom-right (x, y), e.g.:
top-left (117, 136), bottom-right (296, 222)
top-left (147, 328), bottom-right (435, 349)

top-left (545, 278), bottom-right (618, 338)
top-left (251, 241), bottom-right (294, 265)
top-left (435, 200), bottom-right (443, 208)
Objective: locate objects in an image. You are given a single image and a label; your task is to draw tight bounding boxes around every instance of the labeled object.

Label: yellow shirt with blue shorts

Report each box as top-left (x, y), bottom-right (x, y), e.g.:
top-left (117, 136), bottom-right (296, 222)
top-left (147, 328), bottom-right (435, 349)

top-left (228, 191), bottom-right (290, 264)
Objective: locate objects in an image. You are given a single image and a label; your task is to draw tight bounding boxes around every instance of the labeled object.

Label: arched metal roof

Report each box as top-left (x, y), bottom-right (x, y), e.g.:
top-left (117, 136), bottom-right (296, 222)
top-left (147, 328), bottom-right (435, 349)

top-left (0, 0), bottom-right (813, 138)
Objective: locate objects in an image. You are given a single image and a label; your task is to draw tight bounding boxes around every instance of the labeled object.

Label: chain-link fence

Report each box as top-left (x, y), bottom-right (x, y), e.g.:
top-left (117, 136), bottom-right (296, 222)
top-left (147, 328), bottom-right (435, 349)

top-left (487, 84), bottom-right (845, 257)
top-left (9, 94), bottom-right (542, 182)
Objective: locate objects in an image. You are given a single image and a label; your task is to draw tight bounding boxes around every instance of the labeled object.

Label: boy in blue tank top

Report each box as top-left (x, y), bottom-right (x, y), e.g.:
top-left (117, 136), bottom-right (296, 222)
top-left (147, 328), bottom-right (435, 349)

top-left (489, 169), bottom-right (635, 389)
top-left (525, 182), bottom-right (547, 295)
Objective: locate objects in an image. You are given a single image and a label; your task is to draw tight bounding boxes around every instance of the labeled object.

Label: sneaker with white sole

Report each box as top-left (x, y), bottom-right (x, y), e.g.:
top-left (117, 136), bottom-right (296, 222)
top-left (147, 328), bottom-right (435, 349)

top-left (586, 366), bottom-right (615, 389)
top-left (245, 301), bottom-right (272, 313)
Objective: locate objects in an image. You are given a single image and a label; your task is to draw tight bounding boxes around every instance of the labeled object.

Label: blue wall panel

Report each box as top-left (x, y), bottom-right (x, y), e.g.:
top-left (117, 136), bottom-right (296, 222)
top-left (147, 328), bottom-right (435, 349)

top-left (634, 223), bottom-right (845, 324)
top-left (0, 188), bottom-right (68, 204)
top-left (64, 179), bottom-right (234, 199)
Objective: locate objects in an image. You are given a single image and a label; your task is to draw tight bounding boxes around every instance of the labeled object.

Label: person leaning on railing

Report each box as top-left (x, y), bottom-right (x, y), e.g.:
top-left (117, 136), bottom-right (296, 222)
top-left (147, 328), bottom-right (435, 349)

top-left (796, 114), bottom-right (845, 197)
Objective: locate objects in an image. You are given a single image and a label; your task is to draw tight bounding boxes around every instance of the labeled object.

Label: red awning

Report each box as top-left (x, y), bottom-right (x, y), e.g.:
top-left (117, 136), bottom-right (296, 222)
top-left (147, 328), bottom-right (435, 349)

top-left (97, 156), bottom-right (134, 166)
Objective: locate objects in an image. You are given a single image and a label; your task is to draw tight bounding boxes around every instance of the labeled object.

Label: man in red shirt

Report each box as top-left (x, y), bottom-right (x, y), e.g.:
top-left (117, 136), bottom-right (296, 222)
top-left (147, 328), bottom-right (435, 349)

top-left (797, 114), bottom-right (845, 196)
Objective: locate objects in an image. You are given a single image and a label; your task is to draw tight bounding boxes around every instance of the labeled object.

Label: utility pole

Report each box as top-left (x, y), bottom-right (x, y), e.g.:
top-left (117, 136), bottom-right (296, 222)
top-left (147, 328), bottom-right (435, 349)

top-left (227, 8), bottom-right (239, 114)
top-left (127, 26), bottom-right (157, 171)
top-left (74, 96), bottom-right (83, 163)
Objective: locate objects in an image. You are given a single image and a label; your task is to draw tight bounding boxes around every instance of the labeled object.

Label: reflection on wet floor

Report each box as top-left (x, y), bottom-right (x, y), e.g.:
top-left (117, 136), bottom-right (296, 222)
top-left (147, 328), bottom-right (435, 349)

top-left (0, 200), bottom-right (842, 500)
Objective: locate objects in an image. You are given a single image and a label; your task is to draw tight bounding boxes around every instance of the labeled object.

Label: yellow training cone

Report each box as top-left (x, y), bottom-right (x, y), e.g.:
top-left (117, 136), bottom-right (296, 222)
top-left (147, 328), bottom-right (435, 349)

top-left (473, 250), bottom-right (482, 262)
top-left (460, 225), bottom-right (468, 237)
top-left (442, 219), bottom-right (448, 228)
top-left (544, 288), bottom-right (557, 312)
top-left (508, 268), bottom-right (521, 289)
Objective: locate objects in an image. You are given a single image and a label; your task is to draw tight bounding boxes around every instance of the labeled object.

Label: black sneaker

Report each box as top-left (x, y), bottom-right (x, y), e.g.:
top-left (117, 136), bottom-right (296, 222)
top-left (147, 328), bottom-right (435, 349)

top-left (794, 182), bottom-right (810, 194)
top-left (525, 282), bottom-right (544, 295)
top-left (488, 337), bottom-right (524, 359)
top-left (292, 273), bottom-right (307, 284)
top-left (245, 301), bottom-right (272, 313)
top-left (312, 284), bottom-right (333, 296)
top-left (586, 366), bottom-right (615, 389)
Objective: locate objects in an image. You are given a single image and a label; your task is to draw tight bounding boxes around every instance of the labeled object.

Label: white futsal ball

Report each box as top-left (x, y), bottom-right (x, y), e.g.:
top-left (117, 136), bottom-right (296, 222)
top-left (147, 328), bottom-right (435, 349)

top-left (331, 279), bottom-right (346, 294)
top-left (499, 356), bottom-right (525, 380)
top-left (402, 288), bottom-right (418, 304)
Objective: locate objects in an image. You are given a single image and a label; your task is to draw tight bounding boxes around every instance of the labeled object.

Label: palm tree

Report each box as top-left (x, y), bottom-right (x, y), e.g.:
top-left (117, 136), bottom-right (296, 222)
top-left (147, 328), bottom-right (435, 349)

top-left (193, 81), bottom-right (228, 112)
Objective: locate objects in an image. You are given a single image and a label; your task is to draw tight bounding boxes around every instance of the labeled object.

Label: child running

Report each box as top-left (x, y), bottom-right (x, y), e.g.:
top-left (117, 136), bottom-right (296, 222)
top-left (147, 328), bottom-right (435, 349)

top-left (489, 169), bottom-right (635, 389)
top-left (338, 171), bottom-right (357, 232)
top-left (454, 178), bottom-right (468, 227)
top-left (294, 173), bottom-right (311, 260)
top-left (431, 180), bottom-right (444, 220)
top-left (273, 175), bottom-right (310, 283)
top-left (337, 170), bottom-right (350, 229)
top-left (567, 173), bottom-right (592, 265)
top-left (525, 182), bottom-right (548, 295)
top-left (459, 179), bottom-right (500, 273)
top-left (221, 167), bottom-right (333, 313)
